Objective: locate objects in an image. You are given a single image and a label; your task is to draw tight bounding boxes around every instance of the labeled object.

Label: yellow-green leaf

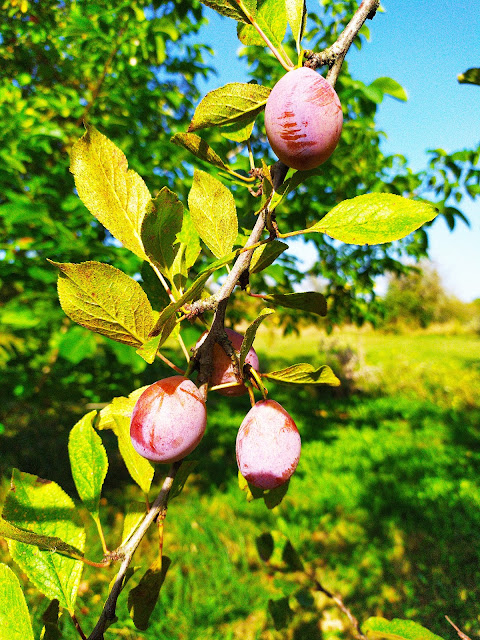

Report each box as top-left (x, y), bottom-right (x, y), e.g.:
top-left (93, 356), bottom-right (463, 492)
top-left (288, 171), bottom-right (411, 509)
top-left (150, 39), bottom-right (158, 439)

top-left (3, 470), bottom-right (85, 611)
top-left (286, 0), bottom-right (307, 52)
top-left (96, 387), bottom-right (148, 435)
top-left (113, 414), bottom-right (154, 494)
top-left (68, 411), bottom-right (108, 519)
top-left (0, 563), bottom-right (34, 640)
top-left (188, 83), bottom-right (270, 132)
top-left (238, 0), bottom-right (287, 49)
top-left (304, 194), bottom-right (438, 245)
top-left (199, 0), bottom-right (251, 24)
top-left (240, 308), bottom-right (275, 370)
top-left (70, 125), bottom-right (150, 260)
top-left (171, 132), bottom-right (229, 170)
top-left (249, 240), bottom-right (289, 274)
top-left (52, 261), bottom-right (154, 347)
top-left (121, 501), bottom-right (146, 545)
top-left (363, 617), bottom-right (445, 640)
top-left (188, 169), bottom-right (238, 258)
top-left (263, 363), bottom-right (340, 386)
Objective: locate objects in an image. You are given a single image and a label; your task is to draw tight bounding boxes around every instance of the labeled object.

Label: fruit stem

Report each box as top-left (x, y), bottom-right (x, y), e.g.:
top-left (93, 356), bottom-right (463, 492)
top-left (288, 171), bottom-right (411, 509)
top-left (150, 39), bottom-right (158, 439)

top-left (155, 351), bottom-right (186, 376)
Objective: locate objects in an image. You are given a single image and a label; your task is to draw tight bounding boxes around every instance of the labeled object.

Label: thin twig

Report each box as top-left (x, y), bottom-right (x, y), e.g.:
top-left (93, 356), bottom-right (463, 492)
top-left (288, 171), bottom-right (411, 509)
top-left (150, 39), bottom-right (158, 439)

top-left (313, 576), bottom-right (366, 640)
top-left (87, 462), bottom-right (182, 640)
top-left (304, 0), bottom-right (380, 86)
top-left (445, 616), bottom-right (472, 640)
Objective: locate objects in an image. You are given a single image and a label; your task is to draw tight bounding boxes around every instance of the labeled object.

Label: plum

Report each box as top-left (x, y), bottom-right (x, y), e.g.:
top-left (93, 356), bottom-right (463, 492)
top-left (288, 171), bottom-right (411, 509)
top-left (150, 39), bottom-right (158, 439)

top-left (264, 66), bottom-right (343, 170)
top-left (197, 328), bottom-right (260, 397)
top-left (130, 376), bottom-right (206, 463)
top-left (236, 399), bottom-right (301, 489)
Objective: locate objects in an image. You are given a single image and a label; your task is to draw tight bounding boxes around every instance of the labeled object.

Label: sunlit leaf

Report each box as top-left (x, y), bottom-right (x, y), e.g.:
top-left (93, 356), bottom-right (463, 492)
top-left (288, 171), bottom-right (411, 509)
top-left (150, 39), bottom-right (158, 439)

top-left (263, 291), bottom-right (327, 316)
top-left (370, 77), bottom-right (408, 102)
top-left (249, 240), bottom-right (289, 274)
top-left (199, 0), bottom-right (251, 23)
top-left (240, 308), bottom-right (275, 370)
top-left (52, 261), bottom-right (154, 347)
top-left (171, 132), bottom-right (229, 171)
top-left (363, 617), bottom-right (445, 640)
top-left (238, 0), bottom-right (287, 49)
top-left (457, 67), bottom-right (480, 86)
top-left (0, 563), bottom-right (34, 640)
top-left (263, 363), bottom-right (340, 386)
top-left (286, 0), bottom-right (307, 52)
top-left (112, 415), bottom-right (154, 494)
top-left (70, 125), bottom-right (150, 260)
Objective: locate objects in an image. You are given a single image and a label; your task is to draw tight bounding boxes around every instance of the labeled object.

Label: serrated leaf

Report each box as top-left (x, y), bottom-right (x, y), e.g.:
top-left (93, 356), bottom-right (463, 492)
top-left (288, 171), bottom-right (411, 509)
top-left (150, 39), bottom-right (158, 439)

top-left (121, 501), bottom-right (146, 545)
top-left (128, 556), bottom-right (171, 631)
top-left (303, 194), bottom-right (438, 245)
top-left (113, 415), bottom-right (154, 494)
top-left (188, 83), bottom-right (270, 132)
top-left (0, 519), bottom-right (84, 559)
top-left (188, 169), bottom-right (238, 258)
top-left (238, 0), bottom-right (287, 49)
top-left (199, 0), bottom-right (251, 23)
top-left (240, 308), bottom-right (275, 370)
top-left (263, 291), bottom-right (327, 316)
top-left (370, 77), bottom-right (408, 102)
top-left (51, 261), bottom-right (154, 347)
top-left (363, 617), bottom-right (445, 640)
top-left (149, 268), bottom-right (214, 338)
top-left (3, 470), bottom-right (85, 611)
top-left (70, 125), bottom-right (150, 260)
top-left (458, 67), bottom-right (480, 86)
top-left (0, 563), bottom-right (34, 640)
top-left (171, 133), bottom-right (229, 171)
top-left (286, 0), bottom-right (307, 52)
top-left (249, 240), bottom-right (289, 274)
top-left (141, 187), bottom-right (184, 277)
top-left (169, 461), bottom-right (198, 500)
top-left (68, 411), bottom-right (108, 519)
top-left (263, 363), bottom-right (340, 386)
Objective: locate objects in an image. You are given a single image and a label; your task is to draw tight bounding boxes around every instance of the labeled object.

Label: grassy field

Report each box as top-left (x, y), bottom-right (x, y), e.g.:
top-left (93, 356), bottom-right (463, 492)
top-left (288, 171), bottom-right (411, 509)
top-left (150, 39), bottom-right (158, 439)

top-left (2, 328), bottom-right (480, 640)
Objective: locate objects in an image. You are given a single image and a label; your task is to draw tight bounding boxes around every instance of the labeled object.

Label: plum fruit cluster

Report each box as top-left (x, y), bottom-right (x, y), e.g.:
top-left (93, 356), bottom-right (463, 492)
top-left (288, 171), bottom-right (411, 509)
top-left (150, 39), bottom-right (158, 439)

top-left (264, 67), bottom-right (343, 171)
top-left (130, 331), bottom-right (301, 490)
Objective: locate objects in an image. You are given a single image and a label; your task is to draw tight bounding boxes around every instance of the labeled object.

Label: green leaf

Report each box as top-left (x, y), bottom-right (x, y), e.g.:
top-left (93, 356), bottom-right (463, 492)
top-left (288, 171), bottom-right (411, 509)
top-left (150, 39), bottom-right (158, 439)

top-left (302, 194), bottom-right (438, 245)
top-left (249, 240), bottom-right (289, 274)
top-left (188, 83), bottom-right (270, 132)
top-left (2, 470), bottom-right (85, 611)
top-left (70, 125), bottom-right (150, 261)
top-left (149, 268), bottom-right (214, 338)
top-left (363, 617), bottom-right (445, 640)
top-left (239, 308), bottom-right (275, 370)
top-left (263, 363), bottom-right (340, 386)
top-left (370, 77), bottom-right (408, 102)
top-left (238, 0), bottom-right (287, 49)
top-left (171, 210), bottom-right (202, 285)
top-left (286, 0), bottom-right (307, 53)
top-left (171, 132), bottom-right (229, 171)
top-left (68, 411), bottom-right (108, 519)
top-left (96, 387), bottom-right (148, 434)
top-left (220, 117), bottom-right (256, 142)
top-left (141, 187), bottom-right (184, 277)
top-left (263, 480), bottom-right (290, 509)
top-left (51, 261), bottom-right (154, 348)
top-left (0, 518), bottom-right (84, 560)
top-left (199, 0), bottom-right (251, 24)
top-left (457, 67), bottom-right (480, 86)
top-left (113, 414), bottom-right (155, 494)
top-left (135, 319), bottom-right (177, 365)
top-left (188, 169), bottom-right (238, 258)
top-left (0, 563), bottom-right (34, 640)
top-left (57, 326), bottom-right (97, 364)
top-left (263, 291), bottom-right (327, 316)
top-left (268, 596), bottom-right (293, 631)
top-left (121, 501), bottom-right (146, 545)
top-left (128, 556), bottom-right (171, 631)
top-left (170, 461), bottom-right (199, 500)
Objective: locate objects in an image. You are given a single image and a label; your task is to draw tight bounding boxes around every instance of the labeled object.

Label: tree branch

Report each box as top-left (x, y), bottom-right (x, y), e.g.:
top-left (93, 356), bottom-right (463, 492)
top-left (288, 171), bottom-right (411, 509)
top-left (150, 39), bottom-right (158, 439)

top-left (87, 461), bottom-right (182, 640)
top-left (304, 0), bottom-right (380, 86)
top-left (312, 575), bottom-right (366, 640)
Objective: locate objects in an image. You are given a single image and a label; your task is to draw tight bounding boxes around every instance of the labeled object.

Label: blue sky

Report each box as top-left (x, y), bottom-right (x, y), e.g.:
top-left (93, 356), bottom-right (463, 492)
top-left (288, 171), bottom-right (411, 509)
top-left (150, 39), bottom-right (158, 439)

top-left (194, 1), bottom-right (480, 301)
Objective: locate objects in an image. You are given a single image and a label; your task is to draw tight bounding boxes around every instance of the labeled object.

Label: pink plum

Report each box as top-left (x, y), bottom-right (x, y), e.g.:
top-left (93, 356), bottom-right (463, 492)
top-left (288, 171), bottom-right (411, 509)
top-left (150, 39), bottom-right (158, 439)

top-left (130, 376), bottom-right (206, 463)
top-left (197, 328), bottom-right (260, 397)
top-left (264, 66), bottom-right (343, 171)
top-left (236, 399), bottom-right (301, 490)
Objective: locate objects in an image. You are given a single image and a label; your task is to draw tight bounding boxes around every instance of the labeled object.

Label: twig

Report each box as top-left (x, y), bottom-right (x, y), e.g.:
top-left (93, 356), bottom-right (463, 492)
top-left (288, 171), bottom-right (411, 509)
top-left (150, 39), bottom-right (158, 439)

top-left (313, 576), bottom-right (366, 640)
top-left (87, 462), bottom-right (182, 640)
top-left (445, 616), bottom-right (472, 640)
top-left (304, 0), bottom-right (380, 86)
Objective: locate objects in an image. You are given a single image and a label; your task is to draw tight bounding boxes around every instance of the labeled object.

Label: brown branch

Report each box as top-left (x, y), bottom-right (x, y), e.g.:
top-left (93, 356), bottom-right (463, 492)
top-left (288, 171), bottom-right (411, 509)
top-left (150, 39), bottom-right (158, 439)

top-left (75, 27), bottom-right (126, 128)
top-left (313, 575), bottom-right (366, 640)
top-left (303, 0), bottom-right (380, 86)
top-left (87, 461), bottom-right (182, 640)
top-left (445, 616), bottom-right (472, 640)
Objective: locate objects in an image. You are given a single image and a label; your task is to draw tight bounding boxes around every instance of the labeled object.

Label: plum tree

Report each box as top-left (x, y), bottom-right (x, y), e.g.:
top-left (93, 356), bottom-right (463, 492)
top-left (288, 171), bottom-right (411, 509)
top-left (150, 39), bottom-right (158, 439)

top-left (130, 376), bottom-right (207, 463)
top-left (264, 66), bottom-right (343, 170)
top-left (236, 399), bottom-right (301, 490)
top-left (197, 328), bottom-right (260, 396)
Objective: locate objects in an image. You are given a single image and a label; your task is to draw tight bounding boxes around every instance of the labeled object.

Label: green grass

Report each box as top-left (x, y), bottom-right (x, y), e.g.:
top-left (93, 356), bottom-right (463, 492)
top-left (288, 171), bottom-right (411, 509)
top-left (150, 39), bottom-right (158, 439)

top-left (2, 329), bottom-right (480, 639)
